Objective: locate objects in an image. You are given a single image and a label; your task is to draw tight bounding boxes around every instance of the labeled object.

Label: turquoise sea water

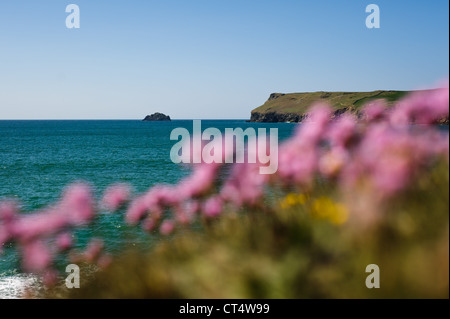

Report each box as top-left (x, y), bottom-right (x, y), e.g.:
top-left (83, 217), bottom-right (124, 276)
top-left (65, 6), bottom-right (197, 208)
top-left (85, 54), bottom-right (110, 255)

top-left (0, 120), bottom-right (296, 297)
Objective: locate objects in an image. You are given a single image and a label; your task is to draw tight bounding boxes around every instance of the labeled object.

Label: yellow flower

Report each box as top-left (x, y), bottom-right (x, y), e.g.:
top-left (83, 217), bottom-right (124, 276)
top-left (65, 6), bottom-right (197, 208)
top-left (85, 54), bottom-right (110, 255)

top-left (311, 197), bottom-right (349, 225)
top-left (280, 193), bottom-right (308, 209)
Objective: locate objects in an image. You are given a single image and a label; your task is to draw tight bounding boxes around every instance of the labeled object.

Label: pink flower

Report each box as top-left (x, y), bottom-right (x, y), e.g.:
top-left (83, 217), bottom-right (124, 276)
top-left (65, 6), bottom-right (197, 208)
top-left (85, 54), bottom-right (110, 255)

top-left (12, 210), bottom-right (68, 242)
top-left (221, 163), bottom-right (267, 206)
top-left (177, 163), bottom-right (220, 198)
top-left (83, 239), bottom-right (104, 263)
top-left (146, 185), bottom-right (179, 207)
top-left (159, 219), bottom-right (175, 236)
top-left (301, 104), bottom-right (332, 141)
top-left (390, 85), bottom-right (449, 125)
top-left (342, 120), bottom-right (449, 198)
top-left (174, 201), bottom-right (199, 224)
top-left (21, 240), bottom-right (52, 273)
top-left (326, 113), bottom-right (358, 148)
top-left (126, 185), bottom-right (179, 226)
top-left (56, 232), bottom-right (73, 251)
top-left (362, 99), bottom-right (388, 123)
top-left (277, 139), bottom-right (318, 186)
top-left (0, 200), bottom-right (17, 221)
top-left (203, 196), bottom-right (223, 218)
top-left (101, 184), bottom-right (131, 211)
top-left (372, 152), bottom-right (411, 195)
top-left (276, 104), bottom-right (333, 185)
top-left (319, 147), bottom-right (349, 178)
top-left (142, 216), bottom-right (157, 232)
top-left (61, 183), bottom-right (94, 225)
top-left (0, 231), bottom-right (7, 254)
top-left (125, 196), bottom-right (148, 225)
top-left (0, 201), bottom-right (17, 249)
top-left (6, 183), bottom-right (94, 243)
top-left (348, 124), bottom-right (411, 195)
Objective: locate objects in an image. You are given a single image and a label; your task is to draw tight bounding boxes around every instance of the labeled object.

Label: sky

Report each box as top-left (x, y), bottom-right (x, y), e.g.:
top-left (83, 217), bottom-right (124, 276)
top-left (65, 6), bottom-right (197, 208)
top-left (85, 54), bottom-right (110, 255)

top-left (0, 0), bottom-right (448, 119)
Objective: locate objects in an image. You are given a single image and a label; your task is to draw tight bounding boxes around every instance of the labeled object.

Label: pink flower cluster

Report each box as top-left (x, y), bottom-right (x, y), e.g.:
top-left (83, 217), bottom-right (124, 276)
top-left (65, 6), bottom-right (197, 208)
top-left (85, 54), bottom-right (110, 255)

top-left (0, 81), bottom-right (448, 283)
top-left (122, 84), bottom-right (448, 235)
top-left (124, 162), bottom-right (221, 234)
top-left (390, 81), bottom-right (449, 125)
top-left (0, 184), bottom-right (111, 284)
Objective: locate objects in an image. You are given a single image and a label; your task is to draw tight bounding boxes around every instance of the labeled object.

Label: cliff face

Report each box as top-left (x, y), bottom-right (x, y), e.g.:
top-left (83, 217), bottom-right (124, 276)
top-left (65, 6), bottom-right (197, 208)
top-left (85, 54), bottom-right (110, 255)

top-left (250, 90), bottom-right (408, 123)
top-left (250, 112), bottom-right (305, 123)
top-left (250, 108), bottom-right (352, 123)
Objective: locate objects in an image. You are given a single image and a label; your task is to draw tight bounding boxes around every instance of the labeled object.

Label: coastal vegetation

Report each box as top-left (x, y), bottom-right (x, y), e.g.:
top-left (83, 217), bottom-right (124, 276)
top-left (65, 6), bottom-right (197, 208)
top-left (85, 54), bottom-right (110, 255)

top-left (250, 89), bottom-right (449, 124)
top-left (0, 84), bottom-right (449, 298)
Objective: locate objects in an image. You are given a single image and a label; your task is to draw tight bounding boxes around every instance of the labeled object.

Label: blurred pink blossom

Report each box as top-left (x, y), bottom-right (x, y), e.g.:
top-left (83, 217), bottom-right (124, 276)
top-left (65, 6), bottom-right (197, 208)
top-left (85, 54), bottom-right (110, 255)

top-left (160, 219), bottom-right (175, 236)
top-left (390, 85), bottom-right (449, 126)
top-left (83, 239), bottom-right (104, 263)
top-left (276, 104), bottom-right (332, 185)
top-left (327, 113), bottom-right (358, 148)
top-left (203, 196), bottom-right (223, 218)
top-left (174, 201), bottom-right (199, 225)
top-left (101, 184), bottom-right (131, 211)
top-left (362, 99), bottom-right (388, 123)
top-left (177, 163), bottom-right (220, 198)
top-left (142, 216), bottom-right (157, 232)
top-left (221, 163), bottom-right (267, 206)
top-left (61, 183), bottom-right (94, 225)
top-left (21, 240), bottom-right (52, 273)
top-left (56, 232), bottom-right (73, 251)
top-left (0, 201), bottom-right (17, 251)
top-left (12, 210), bottom-right (68, 242)
top-left (277, 138), bottom-right (318, 186)
top-left (319, 147), bottom-right (349, 178)
top-left (125, 196), bottom-right (148, 225)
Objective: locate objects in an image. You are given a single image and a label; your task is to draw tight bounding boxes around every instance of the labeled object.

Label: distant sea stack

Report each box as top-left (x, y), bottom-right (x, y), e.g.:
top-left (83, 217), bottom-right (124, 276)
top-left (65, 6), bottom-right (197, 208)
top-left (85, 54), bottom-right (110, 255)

top-left (249, 90), bottom-right (411, 123)
top-left (142, 112), bottom-right (171, 121)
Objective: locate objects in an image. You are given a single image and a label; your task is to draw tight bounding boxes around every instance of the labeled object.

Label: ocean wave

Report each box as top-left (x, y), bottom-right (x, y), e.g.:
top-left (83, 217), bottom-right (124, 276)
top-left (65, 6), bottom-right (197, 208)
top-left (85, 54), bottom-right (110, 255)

top-left (0, 272), bottom-right (42, 299)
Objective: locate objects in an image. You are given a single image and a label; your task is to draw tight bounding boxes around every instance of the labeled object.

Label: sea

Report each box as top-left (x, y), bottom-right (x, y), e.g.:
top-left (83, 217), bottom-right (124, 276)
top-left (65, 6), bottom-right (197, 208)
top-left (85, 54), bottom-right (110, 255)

top-left (0, 119), bottom-right (296, 298)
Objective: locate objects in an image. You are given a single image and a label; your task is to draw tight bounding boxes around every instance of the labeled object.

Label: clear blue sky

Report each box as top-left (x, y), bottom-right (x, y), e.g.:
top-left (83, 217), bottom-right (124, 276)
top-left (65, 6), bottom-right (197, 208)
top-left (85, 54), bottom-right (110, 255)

top-left (0, 0), bottom-right (448, 119)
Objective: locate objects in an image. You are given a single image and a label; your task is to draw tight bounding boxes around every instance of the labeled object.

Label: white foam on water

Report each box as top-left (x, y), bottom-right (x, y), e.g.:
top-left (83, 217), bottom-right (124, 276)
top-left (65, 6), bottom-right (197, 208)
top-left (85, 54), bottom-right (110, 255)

top-left (0, 273), bottom-right (42, 299)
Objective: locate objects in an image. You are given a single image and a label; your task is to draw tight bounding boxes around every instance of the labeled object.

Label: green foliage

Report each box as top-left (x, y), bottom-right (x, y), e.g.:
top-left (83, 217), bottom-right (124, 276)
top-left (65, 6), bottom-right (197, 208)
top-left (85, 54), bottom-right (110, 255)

top-left (252, 90), bottom-right (413, 115)
top-left (49, 162), bottom-right (449, 299)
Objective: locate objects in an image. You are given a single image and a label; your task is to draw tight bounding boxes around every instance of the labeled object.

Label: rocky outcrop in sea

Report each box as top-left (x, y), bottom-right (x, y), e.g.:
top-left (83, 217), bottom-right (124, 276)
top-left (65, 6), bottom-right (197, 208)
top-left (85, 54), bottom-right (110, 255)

top-left (142, 113), bottom-right (171, 121)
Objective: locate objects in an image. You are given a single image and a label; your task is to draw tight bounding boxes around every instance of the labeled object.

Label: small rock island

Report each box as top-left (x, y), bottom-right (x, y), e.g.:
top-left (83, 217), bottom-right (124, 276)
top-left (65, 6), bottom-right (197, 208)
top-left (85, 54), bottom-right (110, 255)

top-left (142, 112), bottom-right (171, 121)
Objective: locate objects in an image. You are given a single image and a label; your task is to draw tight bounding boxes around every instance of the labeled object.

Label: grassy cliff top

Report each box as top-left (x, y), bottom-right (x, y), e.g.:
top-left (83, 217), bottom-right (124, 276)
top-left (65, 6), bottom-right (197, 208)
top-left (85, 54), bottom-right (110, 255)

top-left (252, 90), bottom-right (409, 115)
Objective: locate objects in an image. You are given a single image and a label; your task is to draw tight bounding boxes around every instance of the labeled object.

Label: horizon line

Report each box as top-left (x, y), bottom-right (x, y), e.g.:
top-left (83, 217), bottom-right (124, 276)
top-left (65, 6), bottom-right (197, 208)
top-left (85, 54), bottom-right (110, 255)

top-left (0, 118), bottom-right (250, 121)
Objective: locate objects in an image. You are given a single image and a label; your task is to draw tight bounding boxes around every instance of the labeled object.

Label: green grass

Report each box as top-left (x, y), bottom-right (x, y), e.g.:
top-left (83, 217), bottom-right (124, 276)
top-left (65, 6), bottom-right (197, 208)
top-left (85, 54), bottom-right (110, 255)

top-left (252, 90), bottom-right (412, 115)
